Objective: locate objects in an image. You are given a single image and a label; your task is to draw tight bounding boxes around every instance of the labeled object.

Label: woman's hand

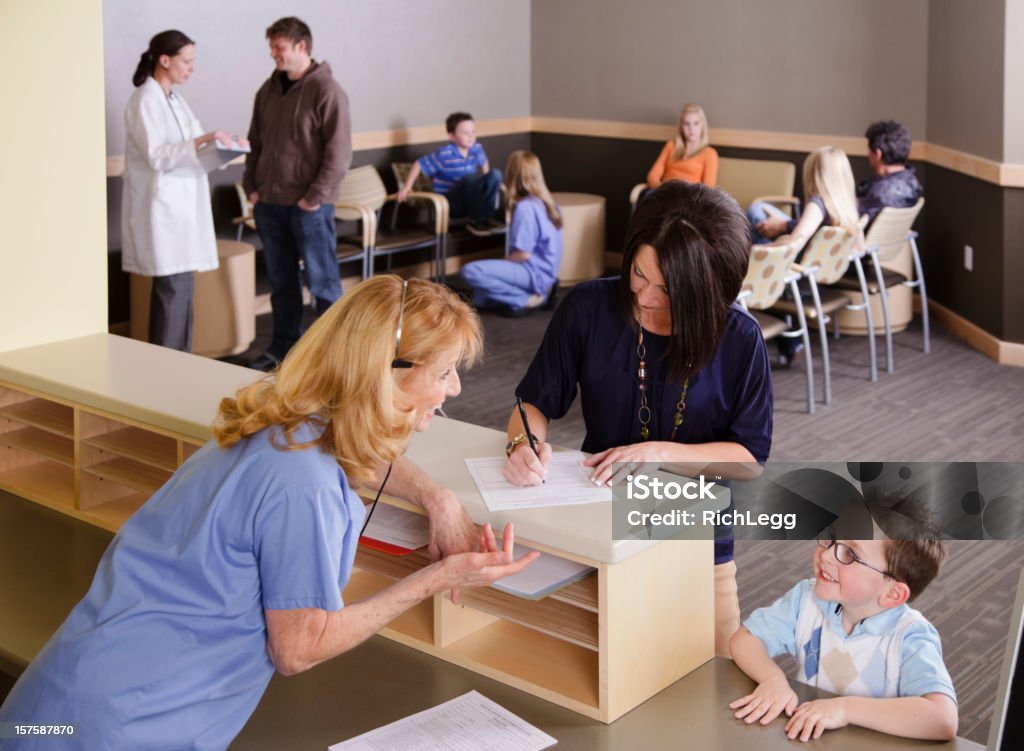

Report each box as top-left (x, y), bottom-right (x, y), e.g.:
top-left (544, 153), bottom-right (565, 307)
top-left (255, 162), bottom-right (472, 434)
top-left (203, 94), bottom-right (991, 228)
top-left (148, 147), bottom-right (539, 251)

top-left (503, 440), bottom-right (553, 486)
top-left (508, 250), bottom-right (531, 263)
top-left (423, 487), bottom-right (479, 561)
top-left (437, 523), bottom-right (539, 603)
top-left (784, 698), bottom-right (848, 741)
top-left (194, 130), bottom-right (231, 149)
top-left (583, 442), bottom-right (672, 486)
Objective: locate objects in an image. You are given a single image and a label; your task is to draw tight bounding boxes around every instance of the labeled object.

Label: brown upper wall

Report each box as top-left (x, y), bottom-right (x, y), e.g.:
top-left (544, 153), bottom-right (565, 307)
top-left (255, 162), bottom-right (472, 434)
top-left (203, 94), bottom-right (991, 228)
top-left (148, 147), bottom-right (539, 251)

top-left (531, 0), bottom-right (929, 139)
top-left (102, 0), bottom-right (532, 155)
top-left (927, 0), bottom-right (1005, 162)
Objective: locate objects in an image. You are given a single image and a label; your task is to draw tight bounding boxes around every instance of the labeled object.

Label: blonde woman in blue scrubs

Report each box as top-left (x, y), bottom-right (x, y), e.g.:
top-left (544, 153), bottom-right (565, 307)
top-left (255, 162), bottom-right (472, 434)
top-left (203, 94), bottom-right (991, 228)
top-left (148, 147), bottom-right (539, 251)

top-left (0, 277), bottom-right (535, 749)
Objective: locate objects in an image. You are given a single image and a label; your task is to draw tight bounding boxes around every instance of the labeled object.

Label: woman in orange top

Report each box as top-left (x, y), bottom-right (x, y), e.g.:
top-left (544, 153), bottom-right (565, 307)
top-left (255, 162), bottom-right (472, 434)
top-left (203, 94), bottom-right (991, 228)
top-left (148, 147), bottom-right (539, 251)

top-left (646, 103), bottom-right (719, 188)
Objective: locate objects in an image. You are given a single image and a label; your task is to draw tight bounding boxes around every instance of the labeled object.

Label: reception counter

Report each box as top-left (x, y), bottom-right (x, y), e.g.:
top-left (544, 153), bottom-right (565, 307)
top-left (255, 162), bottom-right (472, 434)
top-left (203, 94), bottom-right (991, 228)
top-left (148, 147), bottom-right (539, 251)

top-left (0, 334), bottom-right (711, 721)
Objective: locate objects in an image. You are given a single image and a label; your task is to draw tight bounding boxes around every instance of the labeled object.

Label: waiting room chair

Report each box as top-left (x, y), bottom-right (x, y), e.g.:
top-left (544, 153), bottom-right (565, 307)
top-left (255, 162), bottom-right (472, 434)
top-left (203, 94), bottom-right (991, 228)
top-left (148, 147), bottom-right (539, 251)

top-left (232, 182), bottom-right (256, 241)
top-left (768, 226), bottom-right (878, 405)
top-left (830, 198), bottom-right (926, 373)
top-left (391, 162), bottom-right (507, 277)
top-left (335, 166), bottom-right (447, 281)
top-left (737, 241), bottom-right (815, 414)
top-left (629, 156), bottom-right (798, 216)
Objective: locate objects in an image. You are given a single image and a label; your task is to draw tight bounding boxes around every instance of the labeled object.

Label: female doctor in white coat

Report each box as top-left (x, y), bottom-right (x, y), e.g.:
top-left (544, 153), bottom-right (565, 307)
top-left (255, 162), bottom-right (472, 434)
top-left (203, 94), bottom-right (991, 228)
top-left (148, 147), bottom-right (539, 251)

top-left (122, 30), bottom-right (231, 351)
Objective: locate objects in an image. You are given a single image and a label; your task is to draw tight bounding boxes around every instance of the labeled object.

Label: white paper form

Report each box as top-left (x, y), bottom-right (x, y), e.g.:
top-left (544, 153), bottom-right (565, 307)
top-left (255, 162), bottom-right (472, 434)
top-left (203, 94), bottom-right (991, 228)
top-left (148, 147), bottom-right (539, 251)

top-left (465, 452), bottom-right (612, 511)
top-left (327, 690), bottom-right (557, 750)
top-left (361, 503), bottom-right (430, 551)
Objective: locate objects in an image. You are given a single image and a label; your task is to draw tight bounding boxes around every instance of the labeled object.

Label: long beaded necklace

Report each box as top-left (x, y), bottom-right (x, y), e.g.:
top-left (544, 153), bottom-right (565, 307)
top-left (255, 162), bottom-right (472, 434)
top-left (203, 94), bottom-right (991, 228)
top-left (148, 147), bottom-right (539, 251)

top-left (636, 327), bottom-right (689, 441)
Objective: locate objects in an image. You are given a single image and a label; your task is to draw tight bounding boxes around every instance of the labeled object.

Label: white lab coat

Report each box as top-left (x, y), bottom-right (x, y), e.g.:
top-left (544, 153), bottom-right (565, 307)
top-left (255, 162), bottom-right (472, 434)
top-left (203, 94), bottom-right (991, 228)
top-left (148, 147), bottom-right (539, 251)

top-left (121, 77), bottom-right (218, 277)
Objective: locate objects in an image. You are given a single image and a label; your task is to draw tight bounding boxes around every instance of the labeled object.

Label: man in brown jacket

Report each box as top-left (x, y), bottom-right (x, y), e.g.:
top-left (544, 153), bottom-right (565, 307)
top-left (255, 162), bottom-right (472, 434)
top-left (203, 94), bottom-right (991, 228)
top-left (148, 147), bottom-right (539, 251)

top-left (244, 17), bottom-right (352, 371)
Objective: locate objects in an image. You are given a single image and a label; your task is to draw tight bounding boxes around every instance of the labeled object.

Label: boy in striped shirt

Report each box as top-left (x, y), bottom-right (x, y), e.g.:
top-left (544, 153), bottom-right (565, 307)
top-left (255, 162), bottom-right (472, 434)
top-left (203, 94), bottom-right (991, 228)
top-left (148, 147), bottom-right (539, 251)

top-left (398, 112), bottom-right (504, 235)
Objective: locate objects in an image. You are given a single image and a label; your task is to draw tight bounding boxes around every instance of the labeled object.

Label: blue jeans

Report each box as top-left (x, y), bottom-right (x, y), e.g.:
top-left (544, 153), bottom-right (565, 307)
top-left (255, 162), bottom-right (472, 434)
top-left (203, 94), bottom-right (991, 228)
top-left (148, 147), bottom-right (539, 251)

top-left (461, 259), bottom-right (537, 309)
top-left (254, 202), bottom-right (341, 359)
top-left (747, 201), bottom-right (791, 245)
top-left (446, 170), bottom-right (503, 222)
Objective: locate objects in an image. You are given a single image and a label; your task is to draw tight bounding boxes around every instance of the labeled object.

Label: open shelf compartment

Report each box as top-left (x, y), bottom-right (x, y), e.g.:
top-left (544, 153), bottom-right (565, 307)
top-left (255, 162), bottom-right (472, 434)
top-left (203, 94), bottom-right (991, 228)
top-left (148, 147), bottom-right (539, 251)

top-left (81, 456), bottom-right (171, 495)
top-left (443, 618), bottom-right (600, 710)
top-left (343, 569), bottom-right (433, 644)
top-left (0, 397), bottom-right (74, 438)
top-left (1, 426), bottom-right (74, 466)
top-left (82, 427), bottom-right (178, 472)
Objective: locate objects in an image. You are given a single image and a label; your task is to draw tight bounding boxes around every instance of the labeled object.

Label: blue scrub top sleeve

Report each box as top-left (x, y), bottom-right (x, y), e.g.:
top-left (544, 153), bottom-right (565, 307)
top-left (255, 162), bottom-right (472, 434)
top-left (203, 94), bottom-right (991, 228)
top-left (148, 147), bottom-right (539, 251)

top-left (254, 483), bottom-right (349, 612)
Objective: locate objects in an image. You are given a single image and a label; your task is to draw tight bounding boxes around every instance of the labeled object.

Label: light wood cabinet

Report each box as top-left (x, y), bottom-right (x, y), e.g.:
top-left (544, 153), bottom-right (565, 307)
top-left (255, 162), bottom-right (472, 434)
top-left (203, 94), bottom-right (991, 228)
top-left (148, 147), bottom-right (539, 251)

top-left (0, 383), bottom-right (203, 532)
top-left (347, 521), bottom-right (711, 722)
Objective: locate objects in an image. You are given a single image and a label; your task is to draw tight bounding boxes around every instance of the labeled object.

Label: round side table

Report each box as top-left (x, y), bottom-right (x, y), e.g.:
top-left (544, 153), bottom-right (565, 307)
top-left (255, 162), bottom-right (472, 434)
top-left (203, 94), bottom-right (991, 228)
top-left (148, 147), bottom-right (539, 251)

top-left (552, 192), bottom-right (606, 284)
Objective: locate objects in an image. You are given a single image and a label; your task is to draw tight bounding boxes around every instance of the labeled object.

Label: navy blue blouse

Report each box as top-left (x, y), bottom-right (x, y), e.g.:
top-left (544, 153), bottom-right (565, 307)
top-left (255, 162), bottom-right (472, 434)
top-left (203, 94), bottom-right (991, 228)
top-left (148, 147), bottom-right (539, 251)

top-left (516, 278), bottom-right (774, 562)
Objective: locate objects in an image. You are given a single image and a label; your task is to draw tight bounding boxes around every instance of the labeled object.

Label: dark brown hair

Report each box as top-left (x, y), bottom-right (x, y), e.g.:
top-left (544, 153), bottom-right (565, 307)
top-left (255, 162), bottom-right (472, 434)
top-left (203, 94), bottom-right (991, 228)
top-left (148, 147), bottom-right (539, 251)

top-left (886, 540), bottom-right (945, 602)
top-left (266, 17), bottom-right (313, 54)
top-left (620, 181), bottom-right (750, 380)
top-left (866, 488), bottom-right (946, 601)
top-left (446, 112), bottom-right (474, 134)
top-left (132, 30), bottom-right (194, 87)
top-left (865, 120), bottom-right (913, 165)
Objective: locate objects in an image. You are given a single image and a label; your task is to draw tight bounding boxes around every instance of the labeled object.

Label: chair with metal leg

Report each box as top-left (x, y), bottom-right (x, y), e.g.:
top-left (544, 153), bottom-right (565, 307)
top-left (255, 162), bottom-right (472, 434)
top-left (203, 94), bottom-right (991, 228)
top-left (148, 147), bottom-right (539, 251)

top-left (737, 241), bottom-right (816, 414)
top-left (768, 226), bottom-right (878, 404)
top-left (831, 198), bottom-right (926, 373)
top-left (335, 166), bottom-right (448, 281)
top-left (232, 182), bottom-right (256, 242)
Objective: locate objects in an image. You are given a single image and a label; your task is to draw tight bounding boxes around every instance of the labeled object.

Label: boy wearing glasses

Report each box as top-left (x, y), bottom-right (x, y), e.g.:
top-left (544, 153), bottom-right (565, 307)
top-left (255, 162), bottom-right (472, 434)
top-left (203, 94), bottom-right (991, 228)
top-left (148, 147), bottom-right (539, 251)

top-left (729, 532), bottom-right (958, 742)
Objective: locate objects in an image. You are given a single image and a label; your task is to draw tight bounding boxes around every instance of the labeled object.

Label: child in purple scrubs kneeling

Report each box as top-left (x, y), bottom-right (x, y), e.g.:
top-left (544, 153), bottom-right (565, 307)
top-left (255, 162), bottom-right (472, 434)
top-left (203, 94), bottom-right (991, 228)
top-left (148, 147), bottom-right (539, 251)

top-left (461, 151), bottom-right (563, 316)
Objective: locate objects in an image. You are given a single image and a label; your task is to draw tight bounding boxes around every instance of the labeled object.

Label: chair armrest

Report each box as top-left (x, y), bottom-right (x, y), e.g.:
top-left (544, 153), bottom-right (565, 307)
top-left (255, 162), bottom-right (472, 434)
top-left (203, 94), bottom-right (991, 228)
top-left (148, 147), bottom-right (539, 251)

top-left (397, 191), bottom-right (449, 234)
top-left (791, 262), bottom-right (820, 277)
top-left (783, 268), bottom-right (802, 285)
top-left (335, 200), bottom-right (377, 248)
top-left (752, 194), bottom-right (801, 212)
top-left (629, 182), bottom-right (647, 206)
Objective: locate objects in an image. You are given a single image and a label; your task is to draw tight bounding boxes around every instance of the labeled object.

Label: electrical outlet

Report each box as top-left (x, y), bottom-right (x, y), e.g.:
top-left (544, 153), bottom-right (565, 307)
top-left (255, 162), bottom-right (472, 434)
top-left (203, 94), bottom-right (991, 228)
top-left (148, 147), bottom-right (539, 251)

top-left (964, 245), bottom-right (973, 271)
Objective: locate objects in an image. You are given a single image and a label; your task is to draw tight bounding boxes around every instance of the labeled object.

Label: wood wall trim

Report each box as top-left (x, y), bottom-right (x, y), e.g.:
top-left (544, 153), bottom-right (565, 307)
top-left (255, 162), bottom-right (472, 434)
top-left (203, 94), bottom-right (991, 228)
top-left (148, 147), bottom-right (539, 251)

top-left (104, 116), bottom-right (1024, 187)
top-left (927, 299), bottom-right (1024, 367)
top-left (351, 117), bottom-right (532, 151)
top-left (919, 142), bottom-right (1004, 184)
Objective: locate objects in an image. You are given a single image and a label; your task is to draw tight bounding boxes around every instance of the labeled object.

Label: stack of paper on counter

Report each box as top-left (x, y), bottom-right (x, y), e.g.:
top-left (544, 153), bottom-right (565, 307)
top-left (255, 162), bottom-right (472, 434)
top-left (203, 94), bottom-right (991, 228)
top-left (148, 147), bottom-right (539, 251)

top-left (328, 690), bottom-right (557, 750)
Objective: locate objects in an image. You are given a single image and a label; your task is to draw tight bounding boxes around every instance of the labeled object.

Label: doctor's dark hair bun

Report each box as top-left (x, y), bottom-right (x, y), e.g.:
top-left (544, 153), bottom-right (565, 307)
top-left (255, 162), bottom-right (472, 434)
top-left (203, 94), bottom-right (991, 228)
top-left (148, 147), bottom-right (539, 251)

top-left (132, 30), bottom-right (195, 87)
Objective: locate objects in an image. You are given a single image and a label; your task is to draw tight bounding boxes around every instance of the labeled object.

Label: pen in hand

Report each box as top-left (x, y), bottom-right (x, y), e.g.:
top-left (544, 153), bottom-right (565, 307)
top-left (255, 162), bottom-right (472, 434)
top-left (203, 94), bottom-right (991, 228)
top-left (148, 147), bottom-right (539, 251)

top-left (515, 397), bottom-right (544, 484)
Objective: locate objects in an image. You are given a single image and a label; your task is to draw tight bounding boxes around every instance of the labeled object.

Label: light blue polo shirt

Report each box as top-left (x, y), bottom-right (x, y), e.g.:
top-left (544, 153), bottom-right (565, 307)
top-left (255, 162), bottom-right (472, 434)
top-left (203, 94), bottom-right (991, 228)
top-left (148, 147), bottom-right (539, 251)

top-left (0, 422), bottom-right (364, 750)
top-left (418, 142), bottom-right (488, 194)
top-left (744, 578), bottom-right (956, 701)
